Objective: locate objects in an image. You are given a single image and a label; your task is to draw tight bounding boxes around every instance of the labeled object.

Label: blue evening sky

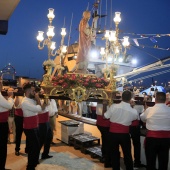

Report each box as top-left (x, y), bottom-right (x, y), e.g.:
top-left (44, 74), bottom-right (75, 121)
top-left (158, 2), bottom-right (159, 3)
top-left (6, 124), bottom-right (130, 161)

top-left (0, 0), bottom-right (170, 86)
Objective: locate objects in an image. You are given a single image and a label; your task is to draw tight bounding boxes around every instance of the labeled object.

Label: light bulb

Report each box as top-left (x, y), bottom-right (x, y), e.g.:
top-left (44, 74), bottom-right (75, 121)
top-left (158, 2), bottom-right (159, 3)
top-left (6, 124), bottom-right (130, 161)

top-left (47, 26), bottom-right (55, 38)
top-left (62, 45), bottom-right (67, 53)
top-left (122, 36), bottom-right (130, 47)
top-left (61, 28), bottom-right (66, 36)
top-left (37, 31), bottom-right (44, 42)
top-left (100, 47), bottom-right (105, 55)
top-left (104, 30), bottom-right (110, 38)
top-left (114, 12), bottom-right (121, 23)
top-left (109, 30), bottom-right (117, 42)
top-left (47, 8), bottom-right (55, 20)
top-left (50, 41), bottom-right (56, 50)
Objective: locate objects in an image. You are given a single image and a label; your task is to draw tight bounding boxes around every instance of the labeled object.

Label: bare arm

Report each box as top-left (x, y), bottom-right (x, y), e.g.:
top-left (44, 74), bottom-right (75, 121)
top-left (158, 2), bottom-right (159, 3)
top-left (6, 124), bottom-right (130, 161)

top-left (14, 96), bottom-right (19, 107)
top-left (34, 93), bottom-right (46, 110)
top-left (102, 100), bottom-right (108, 116)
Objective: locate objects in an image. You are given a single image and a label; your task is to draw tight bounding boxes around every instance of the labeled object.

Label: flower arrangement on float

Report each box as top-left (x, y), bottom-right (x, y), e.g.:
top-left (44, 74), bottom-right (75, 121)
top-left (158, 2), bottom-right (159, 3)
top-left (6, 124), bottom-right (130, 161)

top-left (52, 74), bottom-right (109, 89)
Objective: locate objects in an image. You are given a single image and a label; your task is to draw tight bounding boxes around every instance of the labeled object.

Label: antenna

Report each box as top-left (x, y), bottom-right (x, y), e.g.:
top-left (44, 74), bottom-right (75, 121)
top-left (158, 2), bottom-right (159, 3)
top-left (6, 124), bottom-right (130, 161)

top-left (86, 2), bottom-right (89, 10)
top-left (68, 13), bottom-right (73, 47)
top-left (63, 17), bottom-right (66, 27)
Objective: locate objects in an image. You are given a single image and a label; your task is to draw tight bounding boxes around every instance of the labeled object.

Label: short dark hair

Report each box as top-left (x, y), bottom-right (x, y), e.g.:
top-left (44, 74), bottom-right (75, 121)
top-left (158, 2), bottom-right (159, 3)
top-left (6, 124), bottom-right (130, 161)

top-left (23, 83), bottom-right (34, 92)
top-left (122, 90), bottom-right (132, 102)
top-left (35, 86), bottom-right (41, 93)
top-left (156, 92), bottom-right (166, 103)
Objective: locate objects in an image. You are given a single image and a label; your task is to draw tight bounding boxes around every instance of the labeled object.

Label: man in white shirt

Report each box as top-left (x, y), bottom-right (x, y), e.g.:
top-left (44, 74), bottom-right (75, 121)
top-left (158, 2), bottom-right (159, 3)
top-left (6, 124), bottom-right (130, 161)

top-left (14, 95), bottom-right (25, 156)
top-left (7, 88), bottom-right (15, 143)
top-left (35, 87), bottom-right (53, 160)
top-left (21, 83), bottom-right (45, 170)
top-left (140, 92), bottom-right (170, 170)
top-left (48, 99), bottom-right (58, 145)
top-left (104, 90), bottom-right (138, 170)
top-left (0, 78), bottom-right (14, 170)
top-left (130, 99), bottom-right (145, 168)
top-left (96, 101), bottom-right (111, 167)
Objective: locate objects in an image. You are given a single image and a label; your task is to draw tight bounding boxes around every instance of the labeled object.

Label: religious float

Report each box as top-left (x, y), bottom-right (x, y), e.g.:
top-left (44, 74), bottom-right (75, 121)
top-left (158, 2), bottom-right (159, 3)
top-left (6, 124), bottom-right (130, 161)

top-left (36, 1), bottom-right (132, 104)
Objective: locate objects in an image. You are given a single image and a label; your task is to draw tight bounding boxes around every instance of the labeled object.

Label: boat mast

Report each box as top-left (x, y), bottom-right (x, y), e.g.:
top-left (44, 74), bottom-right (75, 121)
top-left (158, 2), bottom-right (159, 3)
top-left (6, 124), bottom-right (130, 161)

top-left (91, 0), bottom-right (100, 46)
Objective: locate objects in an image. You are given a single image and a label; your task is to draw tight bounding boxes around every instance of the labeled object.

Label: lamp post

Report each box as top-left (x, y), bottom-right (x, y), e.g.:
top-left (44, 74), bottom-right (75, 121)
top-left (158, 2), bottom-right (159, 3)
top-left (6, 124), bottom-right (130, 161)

top-left (100, 12), bottom-right (130, 65)
top-left (37, 8), bottom-right (67, 63)
top-left (37, 8), bottom-right (67, 86)
top-left (100, 12), bottom-right (130, 91)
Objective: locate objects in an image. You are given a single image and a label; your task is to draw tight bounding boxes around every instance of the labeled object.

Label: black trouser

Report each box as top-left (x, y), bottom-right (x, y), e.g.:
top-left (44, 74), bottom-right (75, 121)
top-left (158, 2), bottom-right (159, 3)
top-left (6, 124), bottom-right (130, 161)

top-left (0, 122), bottom-right (8, 170)
top-left (145, 137), bottom-right (170, 170)
top-left (14, 115), bottom-right (24, 151)
top-left (24, 128), bottom-right (40, 170)
top-left (97, 125), bottom-right (111, 164)
top-left (109, 132), bottom-right (134, 170)
top-left (91, 110), bottom-right (97, 119)
top-left (39, 122), bottom-right (52, 157)
top-left (129, 125), bottom-right (141, 164)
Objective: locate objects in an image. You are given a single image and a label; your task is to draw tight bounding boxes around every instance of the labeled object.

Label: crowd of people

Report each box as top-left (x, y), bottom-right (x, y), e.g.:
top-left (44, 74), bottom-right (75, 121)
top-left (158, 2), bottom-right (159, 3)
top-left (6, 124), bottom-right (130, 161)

top-left (0, 76), bottom-right (170, 170)
top-left (0, 79), bottom-right (58, 170)
top-left (96, 90), bottom-right (170, 170)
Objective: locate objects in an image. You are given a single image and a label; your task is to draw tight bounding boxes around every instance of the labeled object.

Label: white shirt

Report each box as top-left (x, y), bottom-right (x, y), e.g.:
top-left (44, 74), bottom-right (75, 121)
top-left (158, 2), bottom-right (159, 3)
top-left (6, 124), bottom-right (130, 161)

top-left (82, 102), bottom-right (88, 114)
top-left (134, 104), bottom-right (144, 120)
top-left (140, 103), bottom-right (170, 131)
top-left (21, 97), bottom-right (42, 117)
top-left (96, 103), bottom-right (109, 115)
top-left (152, 97), bottom-right (155, 102)
top-left (89, 102), bottom-right (97, 107)
top-left (104, 101), bottom-right (138, 126)
top-left (78, 101), bottom-right (88, 115)
top-left (47, 99), bottom-right (58, 117)
top-left (0, 92), bottom-right (14, 112)
top-left (134, 105), bottom-right (144, 114)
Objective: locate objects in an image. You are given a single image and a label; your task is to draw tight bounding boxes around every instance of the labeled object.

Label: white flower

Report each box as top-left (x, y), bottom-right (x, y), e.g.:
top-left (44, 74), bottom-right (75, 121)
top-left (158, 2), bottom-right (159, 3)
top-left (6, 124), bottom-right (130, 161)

top-left (43, 59), bottom-right (56, 67)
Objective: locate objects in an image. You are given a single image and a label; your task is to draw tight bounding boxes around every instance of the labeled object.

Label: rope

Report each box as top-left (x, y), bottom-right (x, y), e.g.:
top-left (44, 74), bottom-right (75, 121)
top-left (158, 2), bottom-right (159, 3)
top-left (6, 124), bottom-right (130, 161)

top-left (131, 44), bottom-right (161, 61)
top-left (128, 69), bottom-right (170, 83)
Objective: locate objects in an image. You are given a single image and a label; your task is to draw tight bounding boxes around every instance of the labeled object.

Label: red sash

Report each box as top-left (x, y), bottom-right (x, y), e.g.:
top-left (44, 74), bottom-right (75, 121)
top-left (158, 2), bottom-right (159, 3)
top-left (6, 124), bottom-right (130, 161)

top-left (96, 115), bottom-right (110, 127)
top-left (15, 108), bottom-right (23, 117)
top-left (23, 115), bottom-right (38, 129)
top-left (38, 112), bottom-right (49, 123)
top-left (166, 101), bottom-right (170, 105)
top-left (147, 130), bottom-right (170, 138)
top-left (0, 111), bottom-right (9, 122)
top-left (110, 122), bottom-right (129, 133)
top-left (91, 106), bottom-right (96, 111)
top-left (131, 119), bottom-right (139, 126)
